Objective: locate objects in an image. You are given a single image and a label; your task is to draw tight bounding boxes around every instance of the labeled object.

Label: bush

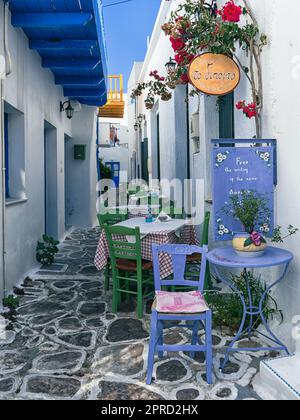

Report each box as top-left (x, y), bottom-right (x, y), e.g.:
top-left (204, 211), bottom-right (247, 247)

top-left (206, 270), bottom-right (283, 334)
top-left (36, 235), bottom-right (59, 265)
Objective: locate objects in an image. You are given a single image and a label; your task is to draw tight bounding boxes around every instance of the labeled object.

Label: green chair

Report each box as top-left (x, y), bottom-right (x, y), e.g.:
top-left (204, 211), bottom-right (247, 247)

top-left (97, 212), bottom-right (128, 290)
top-left (161, 201), bottom-right (184, 219)
top-left (104, 225), bottom-right (154, 319)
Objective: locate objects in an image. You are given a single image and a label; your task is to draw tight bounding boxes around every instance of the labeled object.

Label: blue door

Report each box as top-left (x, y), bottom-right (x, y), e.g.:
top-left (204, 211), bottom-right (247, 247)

top-left (106, 162), bottom-right (120, 188)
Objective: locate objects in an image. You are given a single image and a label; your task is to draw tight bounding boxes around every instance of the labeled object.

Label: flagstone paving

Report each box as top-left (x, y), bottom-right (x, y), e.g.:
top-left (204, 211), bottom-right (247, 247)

top-left (0, 228), bottom-right (275, 400)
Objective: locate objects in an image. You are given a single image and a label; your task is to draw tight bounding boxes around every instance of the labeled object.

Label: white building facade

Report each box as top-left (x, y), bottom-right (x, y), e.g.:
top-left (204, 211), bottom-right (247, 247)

top-left (0, 1), bottom-right (107, 299)
top-left (128, 0), bottom-right (300, 355)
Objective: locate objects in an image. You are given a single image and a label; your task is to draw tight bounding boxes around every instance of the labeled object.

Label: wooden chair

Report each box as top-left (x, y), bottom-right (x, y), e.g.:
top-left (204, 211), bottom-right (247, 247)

top-left (104, 225), bottom-right (153, 319)
top-left (146, 244), bottom-right (213, 385)
top-left (97, 212), bottom-right (128, 290)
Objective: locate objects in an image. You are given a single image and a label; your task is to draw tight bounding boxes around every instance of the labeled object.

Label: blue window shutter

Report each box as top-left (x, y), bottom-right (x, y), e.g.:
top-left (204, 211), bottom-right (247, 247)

top-left (4, 113), bottom-right (9, 198)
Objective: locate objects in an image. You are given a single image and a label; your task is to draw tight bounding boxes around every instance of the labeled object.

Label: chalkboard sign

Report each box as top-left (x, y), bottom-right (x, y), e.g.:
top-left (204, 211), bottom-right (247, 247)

top-left (212, 141), bottom-right (275, 241)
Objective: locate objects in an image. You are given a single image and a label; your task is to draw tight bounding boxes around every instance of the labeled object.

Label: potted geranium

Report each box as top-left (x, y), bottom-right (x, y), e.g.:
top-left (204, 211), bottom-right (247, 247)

top-left (223, 190), bottom-right (271, 257)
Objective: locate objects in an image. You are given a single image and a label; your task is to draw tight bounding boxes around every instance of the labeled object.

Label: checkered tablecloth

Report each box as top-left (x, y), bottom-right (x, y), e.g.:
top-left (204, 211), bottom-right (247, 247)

top-left (94, 220), bottom-right (198, 279)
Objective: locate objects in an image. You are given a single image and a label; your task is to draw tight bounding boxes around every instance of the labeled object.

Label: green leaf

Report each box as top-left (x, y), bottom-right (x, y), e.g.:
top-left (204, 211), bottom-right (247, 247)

top-left (244, 238), bottom-right (253, 247)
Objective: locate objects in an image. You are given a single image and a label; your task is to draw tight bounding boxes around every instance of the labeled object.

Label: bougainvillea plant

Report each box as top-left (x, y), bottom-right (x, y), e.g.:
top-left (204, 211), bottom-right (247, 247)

top-left (131, 0), bottom-right (267, 138)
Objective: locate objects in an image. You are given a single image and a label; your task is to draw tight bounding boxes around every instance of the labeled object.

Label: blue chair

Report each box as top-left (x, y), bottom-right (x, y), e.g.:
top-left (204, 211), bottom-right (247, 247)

top-left (146, 244), bottom-right (213, 385)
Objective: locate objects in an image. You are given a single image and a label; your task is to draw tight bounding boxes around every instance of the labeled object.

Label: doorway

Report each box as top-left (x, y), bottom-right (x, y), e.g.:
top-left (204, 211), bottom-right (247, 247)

top-left (44, 121), bottom-right (58, 238)
top-left (64, 134), bottom-right (72, 232)
top-left (219, 92), bottom-right (235, 139)
top-left (141, 138), bottom-right (149, 183)
top-left (106, 161), bottom-right (120, 188)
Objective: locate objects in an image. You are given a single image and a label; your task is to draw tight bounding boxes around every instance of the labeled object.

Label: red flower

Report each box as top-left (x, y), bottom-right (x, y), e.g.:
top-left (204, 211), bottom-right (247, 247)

top-left (175, 51), bottom-right (195, 65)
top-left (236, 100), bottom-right (245, 110)
top-left (170, 36), bottom-right (185, 52)
top-left (236, 100), bottom-right (257, 119)
top-left (180, 73), bottom-right (189, 84)
top-left (218, 1), bottom-right (242, 23)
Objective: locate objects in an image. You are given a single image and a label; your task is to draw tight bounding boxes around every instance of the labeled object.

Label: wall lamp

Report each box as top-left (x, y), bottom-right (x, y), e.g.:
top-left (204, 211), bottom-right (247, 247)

top-left (60, 100), bottom-right (75, 120)
top-left (137, 114), bottom-right (145, 124)
top-left (165, 57), bottom-right (177, 74)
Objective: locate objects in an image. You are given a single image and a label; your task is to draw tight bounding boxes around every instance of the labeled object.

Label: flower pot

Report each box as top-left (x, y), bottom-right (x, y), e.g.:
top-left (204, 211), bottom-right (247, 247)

top-left (145, 103), bottom-right (154, 110)
top-left (232, 232), bottom-right (267, 258)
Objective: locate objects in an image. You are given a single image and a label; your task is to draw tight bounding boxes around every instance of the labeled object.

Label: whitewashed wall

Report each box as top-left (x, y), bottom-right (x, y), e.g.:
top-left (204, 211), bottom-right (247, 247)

top-left (0, 6), bottom-right (99, 297)
top-left (129, 0), bottom-right (300, 350)
top-left (128, 62), bottom-right (144, 180)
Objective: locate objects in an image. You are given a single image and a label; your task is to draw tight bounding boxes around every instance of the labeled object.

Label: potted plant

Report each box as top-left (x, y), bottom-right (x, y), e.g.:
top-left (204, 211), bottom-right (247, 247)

top-left (223, 190), bottom-right (271, 257)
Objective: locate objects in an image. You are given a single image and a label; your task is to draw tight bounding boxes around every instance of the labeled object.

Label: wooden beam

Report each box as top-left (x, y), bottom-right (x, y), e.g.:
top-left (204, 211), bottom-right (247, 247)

top-left (30, 40), bottom-right (98, 51)
top-left (12, 13), bottom-right (93, 28)
top-left (42, 58), bottom-right (101, 70)
top-left (55, 76), bottom-right (104, 86)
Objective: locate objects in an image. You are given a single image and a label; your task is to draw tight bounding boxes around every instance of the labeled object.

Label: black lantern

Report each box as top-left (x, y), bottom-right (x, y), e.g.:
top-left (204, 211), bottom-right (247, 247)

top-left (165, 57), bottom-right (177, 74)
top-left (60, 100), bottom-right (75, 120)
top-left (197, 1), bottom-right (218, 19)
top-left (134, 122), bottom-right (139, 132)
top-left (137, 114), bottom-right (144, 124)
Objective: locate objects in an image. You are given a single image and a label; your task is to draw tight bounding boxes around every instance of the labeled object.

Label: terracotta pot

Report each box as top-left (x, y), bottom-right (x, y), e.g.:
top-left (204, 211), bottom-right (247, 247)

top-left (232, 232), bottom-right (267, 258)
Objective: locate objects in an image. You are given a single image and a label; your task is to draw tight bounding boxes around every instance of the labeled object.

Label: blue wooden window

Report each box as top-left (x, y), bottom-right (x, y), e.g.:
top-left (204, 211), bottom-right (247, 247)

top-left (4, 113), bottom-right (9, 198)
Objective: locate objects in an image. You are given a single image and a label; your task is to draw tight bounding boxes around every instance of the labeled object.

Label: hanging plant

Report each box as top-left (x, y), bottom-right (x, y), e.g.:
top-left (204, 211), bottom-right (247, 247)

top-left (131, 0), bottom-right (267, 138)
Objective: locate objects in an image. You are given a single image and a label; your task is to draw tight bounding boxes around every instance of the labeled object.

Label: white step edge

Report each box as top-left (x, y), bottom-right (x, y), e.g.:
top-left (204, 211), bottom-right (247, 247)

top-left (254, 355), bottom-right (300, 400)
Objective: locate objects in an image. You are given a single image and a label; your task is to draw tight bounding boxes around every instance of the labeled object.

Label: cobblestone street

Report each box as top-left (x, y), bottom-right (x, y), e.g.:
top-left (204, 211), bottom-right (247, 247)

top-left (0, 229), bottom-right (272, 400)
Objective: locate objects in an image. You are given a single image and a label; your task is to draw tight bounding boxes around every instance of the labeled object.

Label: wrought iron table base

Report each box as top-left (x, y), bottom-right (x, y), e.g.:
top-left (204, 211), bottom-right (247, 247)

top-left (212, 263), bottom-right (291, 371)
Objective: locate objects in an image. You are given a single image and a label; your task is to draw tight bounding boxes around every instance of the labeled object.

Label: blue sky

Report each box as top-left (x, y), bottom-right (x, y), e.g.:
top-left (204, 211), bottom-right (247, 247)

top-left (102, 0), bottom-right (162, 91)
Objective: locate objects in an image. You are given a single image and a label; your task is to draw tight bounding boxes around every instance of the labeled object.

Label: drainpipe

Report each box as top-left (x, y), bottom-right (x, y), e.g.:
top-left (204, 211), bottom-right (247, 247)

top-left (1, 0), bottom-right (13, 298)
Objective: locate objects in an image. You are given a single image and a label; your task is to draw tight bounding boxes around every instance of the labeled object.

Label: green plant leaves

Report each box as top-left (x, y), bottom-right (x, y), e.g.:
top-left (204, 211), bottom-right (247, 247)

top-left (244, 237), bottom-right (253, 247)
top-left (36, 236), bottom-right (60, 266)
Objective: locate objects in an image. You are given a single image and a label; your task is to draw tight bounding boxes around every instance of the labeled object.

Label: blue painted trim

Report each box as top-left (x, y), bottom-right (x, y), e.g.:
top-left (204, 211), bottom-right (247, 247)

top-left (55, 76), bottom-right (104, 87)
top-left (30, 39), bottom-right (98, 51)
top-left (12, 13), bottom-right (93, 28)
top-left (42, 58), bottom-right (101, 70)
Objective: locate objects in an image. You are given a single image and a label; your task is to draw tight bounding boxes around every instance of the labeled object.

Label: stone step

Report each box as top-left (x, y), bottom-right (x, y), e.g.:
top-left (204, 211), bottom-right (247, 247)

top-left (256, 356), bottom-right (300, 400)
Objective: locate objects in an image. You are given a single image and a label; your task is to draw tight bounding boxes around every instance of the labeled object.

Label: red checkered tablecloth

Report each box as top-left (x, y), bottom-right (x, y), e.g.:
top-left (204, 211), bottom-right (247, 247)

top-left (94, 222), bottom-right (198, 279)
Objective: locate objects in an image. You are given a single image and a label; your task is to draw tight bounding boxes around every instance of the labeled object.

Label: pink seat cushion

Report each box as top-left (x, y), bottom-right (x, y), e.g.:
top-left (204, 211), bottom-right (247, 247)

top-left (155, 291), bottom-right (209, 314)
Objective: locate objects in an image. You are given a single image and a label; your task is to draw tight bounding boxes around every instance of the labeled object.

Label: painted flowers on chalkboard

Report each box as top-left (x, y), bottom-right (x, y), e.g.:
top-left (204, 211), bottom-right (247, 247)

top-left (217, 218), bottom-right (231, 238)
top-left (256, 150), bottom-right (271, 167)
top-left (216, 151), bottom-right (230, 167)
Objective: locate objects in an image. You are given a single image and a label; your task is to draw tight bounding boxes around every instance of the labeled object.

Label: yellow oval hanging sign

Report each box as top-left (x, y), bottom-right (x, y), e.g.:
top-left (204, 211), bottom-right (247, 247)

top-left (188, 53), bottom-right (241, 96)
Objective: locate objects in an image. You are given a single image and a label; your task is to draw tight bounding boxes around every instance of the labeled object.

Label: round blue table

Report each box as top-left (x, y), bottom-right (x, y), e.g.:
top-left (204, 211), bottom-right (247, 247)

top-left (207, 246), bottom-right (294, 370)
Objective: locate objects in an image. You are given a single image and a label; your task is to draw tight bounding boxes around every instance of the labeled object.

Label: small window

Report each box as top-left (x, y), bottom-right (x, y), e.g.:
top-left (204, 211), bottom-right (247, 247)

top-left (4, 103), bottom-right (26, 202)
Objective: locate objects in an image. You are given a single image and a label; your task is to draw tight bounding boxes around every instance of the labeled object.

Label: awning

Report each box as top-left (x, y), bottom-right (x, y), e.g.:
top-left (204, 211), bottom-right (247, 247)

top-left (9, 0), bottom-right (108, 107)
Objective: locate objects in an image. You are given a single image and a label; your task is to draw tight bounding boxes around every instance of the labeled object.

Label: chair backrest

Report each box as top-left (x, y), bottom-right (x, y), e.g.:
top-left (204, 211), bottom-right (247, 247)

top-left (97, 212), bottom-right (127, 229)
top-left (152, 244), bottom-right (208, 293)
top-left (161, 201), bottom-right (184, 219)
top-left (104, 224), bottom-right (142, 266)
top-left (201, 211), bottom-right (211, 246)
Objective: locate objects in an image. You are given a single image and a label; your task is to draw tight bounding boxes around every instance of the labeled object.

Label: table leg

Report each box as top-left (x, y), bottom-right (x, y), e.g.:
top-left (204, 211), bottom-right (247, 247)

top-left (211, 265), bottom-right (247, 370)
top-left (258, 262), bottom-right (291, 355)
